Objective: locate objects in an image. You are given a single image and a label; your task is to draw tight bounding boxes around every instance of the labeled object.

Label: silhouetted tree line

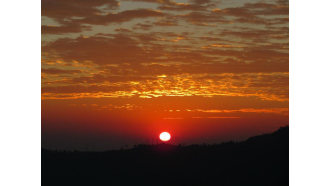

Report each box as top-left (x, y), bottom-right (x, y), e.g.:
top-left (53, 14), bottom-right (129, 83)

top-left (42, 126), bottom-right (288, 186)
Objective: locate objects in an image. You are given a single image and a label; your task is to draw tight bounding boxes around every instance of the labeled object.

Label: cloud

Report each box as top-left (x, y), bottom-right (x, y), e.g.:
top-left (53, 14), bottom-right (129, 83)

top-left (133, 23), bottom-right (153, 30)
top-left (42, 0), bottom-right (119, 22)
top-left (42, 30), bottom-right (288, 72)
top-left (218, 2), bottom-right (289, 18)
top-left (42, 84), bottom-right (133, 94)
top-left (153, 18), bottom-right (178, 26)
top-left (180, 11), bottom-right (228, 25)
top-left (158, 0), bottom-right (216, 11)
top-left (69, 74), bottom-right (158, 84)
top-left (76, 9), bottom-right (164, 25)
top-left (42, 34), bottom-right (154, 65)
top-left (127, 0), bottom-right (217, 11)
top-left (41, 70), bottom-right (288, 103)
top-left (42, 0), bottom-right (288, 35)
top-left (41, 23), bottom-right (91, 35)
top-left (42, 94), bottom-right (288, 112)
top-left (42, 68), bottom-right (82, 74)
top-left (42, 0), bottom-right (163, 33)
top-left (180, 1), bottom-right (288, 25)
top-left (41, 0), bottom-right (289, 102)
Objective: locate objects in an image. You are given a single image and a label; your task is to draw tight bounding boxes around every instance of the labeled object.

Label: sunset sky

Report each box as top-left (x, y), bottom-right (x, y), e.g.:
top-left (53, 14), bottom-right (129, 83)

top-left (41, 0), bottom-right (288, 150)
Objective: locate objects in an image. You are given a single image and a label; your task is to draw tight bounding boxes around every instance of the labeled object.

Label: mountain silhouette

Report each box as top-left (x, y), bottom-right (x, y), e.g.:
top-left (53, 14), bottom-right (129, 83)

top-left (42, 126), bottom-right (288, 186)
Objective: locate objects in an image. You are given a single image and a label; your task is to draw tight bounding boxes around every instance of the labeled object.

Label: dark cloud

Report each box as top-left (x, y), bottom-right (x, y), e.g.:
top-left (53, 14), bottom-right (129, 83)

top-left (76, 9), bottom-right (164, 25)
top-left (153, 18), bottom-right (178, 26)
top-left (114, 28), bottom-right (132, 33)
top-left (41, 23), bottom-right (91, 35)
top-left (42, 0), bottom-right (119, 22)
top-left (220, 2), bottom-right (289, 18)
top-left (248, 74), bottom-right (288, 88)
top-left (133, 23), bottom-right (153, 30)
top-left (127, 0), bottom-right (216, 11)
top-left (42, 0), bottom-right (163, 33)
top-left (42, 84), bottom-right (133, 94)
top-left (159, 0), bottom-right (216, 11)
top-left (180, 1), bottom-right (288, 25)
top-left (220, 28), bottom-right (288, 43)
top-left (42, 35), bottom-right (156, 65)
top-left (42, 68), bottom-right (82, 74)
top-left (181, 11), bottom-right (228, 25)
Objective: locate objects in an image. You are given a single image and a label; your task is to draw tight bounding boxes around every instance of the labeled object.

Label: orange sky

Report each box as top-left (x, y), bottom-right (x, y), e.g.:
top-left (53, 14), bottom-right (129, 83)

top-left (41, 0), bottom-right (288, 150)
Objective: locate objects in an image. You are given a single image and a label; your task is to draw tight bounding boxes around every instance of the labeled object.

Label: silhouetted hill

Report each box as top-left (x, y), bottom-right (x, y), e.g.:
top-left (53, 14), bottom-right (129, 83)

top-left (42, 126), bottom-right (288, 186)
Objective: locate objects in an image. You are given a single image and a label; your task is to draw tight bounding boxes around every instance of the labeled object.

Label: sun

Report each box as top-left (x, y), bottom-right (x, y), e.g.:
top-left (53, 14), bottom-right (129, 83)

top-left (159, 132), bottom-right (171, 142)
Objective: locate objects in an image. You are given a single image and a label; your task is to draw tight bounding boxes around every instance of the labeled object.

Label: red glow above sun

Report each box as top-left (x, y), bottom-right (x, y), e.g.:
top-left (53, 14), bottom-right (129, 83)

top-left (159, 132), bottom-right (171, 142)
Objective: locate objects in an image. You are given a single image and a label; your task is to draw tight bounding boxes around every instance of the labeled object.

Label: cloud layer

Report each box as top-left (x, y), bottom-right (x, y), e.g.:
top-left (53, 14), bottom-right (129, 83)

top-left (42, 0), bottom-right (289, 134)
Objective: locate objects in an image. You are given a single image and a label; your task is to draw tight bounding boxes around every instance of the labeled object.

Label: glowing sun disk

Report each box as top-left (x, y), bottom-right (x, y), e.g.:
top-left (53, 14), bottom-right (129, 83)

top-left (159, 132), bottom-right (171, 142)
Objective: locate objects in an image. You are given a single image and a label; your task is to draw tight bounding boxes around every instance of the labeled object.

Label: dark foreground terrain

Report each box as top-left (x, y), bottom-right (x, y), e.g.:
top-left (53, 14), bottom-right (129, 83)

top-left (42, 126), bottom-right (288, 186)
